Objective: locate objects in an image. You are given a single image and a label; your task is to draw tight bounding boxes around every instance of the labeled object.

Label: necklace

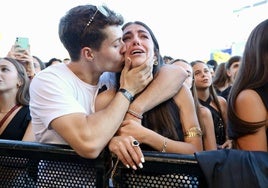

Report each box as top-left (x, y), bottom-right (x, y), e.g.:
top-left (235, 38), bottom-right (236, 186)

top-left (0, 104), bottom-right (20, 128)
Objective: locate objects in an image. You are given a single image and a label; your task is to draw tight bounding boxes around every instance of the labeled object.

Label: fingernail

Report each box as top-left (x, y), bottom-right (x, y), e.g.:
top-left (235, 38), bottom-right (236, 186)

top-left (132, 165), bottom-right (137, 170)
top-left (138, 163), bottom-right (143, 168)
top-left (141, 157), bottom-right (145, 163)
top-left (126, 164), bottom-right (130, 168)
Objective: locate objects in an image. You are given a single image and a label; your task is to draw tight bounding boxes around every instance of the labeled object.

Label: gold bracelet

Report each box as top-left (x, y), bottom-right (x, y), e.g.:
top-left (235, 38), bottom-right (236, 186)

top-left (184, 127), bottom-right (202, 138)
top-left (161, 137), bottom-right (167, 152)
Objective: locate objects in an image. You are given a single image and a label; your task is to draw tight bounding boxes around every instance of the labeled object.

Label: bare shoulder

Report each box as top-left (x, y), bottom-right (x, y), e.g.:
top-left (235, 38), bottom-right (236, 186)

top-left (235, 89), bottom-right (266, 122)
top-left (217, 95), bottom-right (227, 104)
top-left (199, 105), bottom-right (212, 117)
top-left (236, 89), bottom-right (263, 108)
top-left (236, 89), bottom-right (260, 102)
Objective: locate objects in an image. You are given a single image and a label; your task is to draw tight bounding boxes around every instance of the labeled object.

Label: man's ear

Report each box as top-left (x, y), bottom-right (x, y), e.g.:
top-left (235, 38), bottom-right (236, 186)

top-left (81, 47), bottom-right (94, 60)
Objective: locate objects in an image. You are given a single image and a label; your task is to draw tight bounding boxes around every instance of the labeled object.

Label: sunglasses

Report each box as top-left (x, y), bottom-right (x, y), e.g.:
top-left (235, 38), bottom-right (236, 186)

top-left (82, 6), bottom-right (109, 34)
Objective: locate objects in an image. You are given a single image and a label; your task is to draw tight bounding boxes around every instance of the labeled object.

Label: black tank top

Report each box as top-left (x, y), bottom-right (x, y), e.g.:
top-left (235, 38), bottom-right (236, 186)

top-left (254, 83), bottom-right (268, 110)
top-left (0, 105), bottom-right (31, 140)
top-left (199, 97), bottom-right (226, 145)
top-left (254, 82), bottom-right (268, 140)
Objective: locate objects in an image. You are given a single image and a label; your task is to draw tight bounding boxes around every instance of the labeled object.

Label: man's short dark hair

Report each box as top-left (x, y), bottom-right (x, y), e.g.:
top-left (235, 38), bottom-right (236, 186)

top-left (226, 56), bottom-right (241, 70)
top-left (58, 5), bottom-right (124, 61)
top-left (206, 59), bottom-right (218, 71)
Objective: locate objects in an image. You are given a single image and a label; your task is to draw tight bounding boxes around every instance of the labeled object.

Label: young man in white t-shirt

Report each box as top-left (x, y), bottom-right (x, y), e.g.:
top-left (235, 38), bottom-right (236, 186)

top-left (30, 4), bottom-right (187, 162)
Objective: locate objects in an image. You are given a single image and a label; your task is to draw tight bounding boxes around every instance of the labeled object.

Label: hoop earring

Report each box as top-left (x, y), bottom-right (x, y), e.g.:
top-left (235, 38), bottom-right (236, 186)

top-left (153, 60), bottom-right (158, 65)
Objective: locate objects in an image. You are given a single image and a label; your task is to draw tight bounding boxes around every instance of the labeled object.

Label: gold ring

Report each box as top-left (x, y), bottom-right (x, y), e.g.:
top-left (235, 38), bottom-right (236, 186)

top-left (132, 140), bottom-right (140, 147)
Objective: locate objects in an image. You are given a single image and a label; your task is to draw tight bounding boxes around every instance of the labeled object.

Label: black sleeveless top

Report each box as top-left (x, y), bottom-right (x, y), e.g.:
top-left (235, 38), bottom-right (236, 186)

top-left (199, 97), bottom-right (226, 145)
top-left (0, 105), bottom-right (31, 140)
top-left (254, 83), bottom-right (268, 140)
top-left (141, 99), bottom-right (184, 151)
top-left (255, 83), bottom-right (268, 110)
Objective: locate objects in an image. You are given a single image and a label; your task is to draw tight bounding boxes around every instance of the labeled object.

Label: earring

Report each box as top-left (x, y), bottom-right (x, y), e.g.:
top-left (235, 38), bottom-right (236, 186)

top-left (153, 60), bottom-right (158, 65)
top-left (17, 81), bottom-right (22, 88)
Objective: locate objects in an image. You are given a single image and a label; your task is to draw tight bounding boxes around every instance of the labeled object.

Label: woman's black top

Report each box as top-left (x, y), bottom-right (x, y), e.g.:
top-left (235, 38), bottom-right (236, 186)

top-left (254, 83), bottom-right (268, 140)
top-left (255, 83), bottom-right (268, 111)
top-left (0, 105), bottom-right (31, 140)
top-left (228, 83), bottom-right (268, 141)
top-left (199, 97), bottom-right (226, 145)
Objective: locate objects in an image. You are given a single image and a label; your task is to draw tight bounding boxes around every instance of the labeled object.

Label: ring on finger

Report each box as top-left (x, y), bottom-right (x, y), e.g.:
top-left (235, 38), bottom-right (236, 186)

top-left (132, 140), bottom-right (140, 147)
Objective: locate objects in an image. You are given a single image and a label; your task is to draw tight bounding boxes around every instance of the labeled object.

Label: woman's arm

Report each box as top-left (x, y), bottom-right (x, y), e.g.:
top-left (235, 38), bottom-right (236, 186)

top-left (235, 89), bottom-right (267, 151)
top-left (96, 65), bottom-right (188, 121)
top-left (218, 96), bottom-right (228, 125)
top-left (199, 106), bottom-right (217, 150)
top-left (173, 85), bottom-right (203, 152)
top-left (128, 64), bottom-right (187, 116)
top-left (109, 117), bottom-right (200, 170)
top-left (217, 96), bottom-right (233, 149)
top-left (109, 85), bottom-right (204, 169)
top-left (118, 119), bottom-right (201, 154)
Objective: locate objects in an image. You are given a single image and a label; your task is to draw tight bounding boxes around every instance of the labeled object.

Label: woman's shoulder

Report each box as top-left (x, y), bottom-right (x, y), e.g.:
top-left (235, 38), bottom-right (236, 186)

top-left (216, 95), bottom-right (227, 109)
top-left (236, 89), bottom-right (265, 109)
top-left (216, 95), bottom-right (227, 103)
top-left (199, 105), bottom-right (212, 116)
top-left (236, 89), bottom-right (266, 122)
top-left (236, 89), bottom-right (260, 103)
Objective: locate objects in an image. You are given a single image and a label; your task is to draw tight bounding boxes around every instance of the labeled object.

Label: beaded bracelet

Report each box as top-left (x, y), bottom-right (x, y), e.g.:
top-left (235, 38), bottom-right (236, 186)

top-left (127, 109), bottom-right (143, 119)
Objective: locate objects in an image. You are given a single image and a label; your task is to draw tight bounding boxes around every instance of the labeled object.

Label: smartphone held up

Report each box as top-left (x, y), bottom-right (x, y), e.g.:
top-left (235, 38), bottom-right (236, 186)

top-left (14, 37), bottom-right (30, 52)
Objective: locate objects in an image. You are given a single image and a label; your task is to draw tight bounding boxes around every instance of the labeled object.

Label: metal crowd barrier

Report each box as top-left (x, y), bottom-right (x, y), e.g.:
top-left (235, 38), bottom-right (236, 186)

top-left (0, 139), bottom-right (207, 188)
top-left (111, 151), bottom-right (207, 188)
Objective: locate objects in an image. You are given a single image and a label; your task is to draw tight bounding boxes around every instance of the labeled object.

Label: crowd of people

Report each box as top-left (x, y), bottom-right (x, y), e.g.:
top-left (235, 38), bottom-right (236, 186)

top-left (0, 3), bottom-right (267, 175)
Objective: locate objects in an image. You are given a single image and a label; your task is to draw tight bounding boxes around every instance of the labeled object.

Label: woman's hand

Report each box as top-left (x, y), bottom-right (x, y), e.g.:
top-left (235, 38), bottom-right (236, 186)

top-left (117, 119), bottom-right (145, 141)
top-left (108, 135), bottom-right (144, 170)
top-left (7, 45), bottom-right (35, 77)
top-left (220, 139), bottom-right (233, 149)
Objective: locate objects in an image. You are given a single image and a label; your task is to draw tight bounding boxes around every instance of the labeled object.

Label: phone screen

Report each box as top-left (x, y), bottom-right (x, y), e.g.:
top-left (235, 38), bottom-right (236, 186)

top-left (14, 37), bottom-right (29, 52)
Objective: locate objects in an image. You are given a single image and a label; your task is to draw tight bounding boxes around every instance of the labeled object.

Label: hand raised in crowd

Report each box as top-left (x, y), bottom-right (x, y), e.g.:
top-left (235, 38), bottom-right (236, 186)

top-left (7, 45), bottom-right (35, 78)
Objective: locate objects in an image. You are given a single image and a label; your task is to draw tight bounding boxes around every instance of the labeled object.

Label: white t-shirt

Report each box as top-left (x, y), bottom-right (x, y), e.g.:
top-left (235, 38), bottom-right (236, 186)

top-left (99, 72), bottom-right (117, 90)
top-left (30, 63), bottom-right (100, 144)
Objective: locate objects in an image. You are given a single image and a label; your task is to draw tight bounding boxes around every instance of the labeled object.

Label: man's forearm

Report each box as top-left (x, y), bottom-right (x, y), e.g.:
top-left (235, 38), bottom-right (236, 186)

top-left (130, 64), bottom-right (188, 114)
